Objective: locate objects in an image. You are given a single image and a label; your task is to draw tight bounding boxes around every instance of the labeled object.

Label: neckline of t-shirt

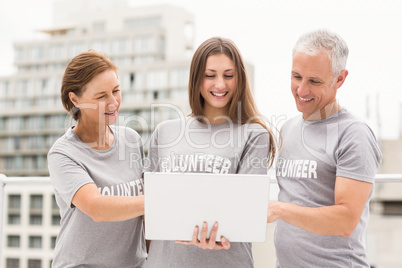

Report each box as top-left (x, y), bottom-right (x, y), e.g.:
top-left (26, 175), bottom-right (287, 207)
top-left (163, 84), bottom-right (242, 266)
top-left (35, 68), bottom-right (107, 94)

top-left (302, 108), bottom-right (346, 125)
top-left (68, 125), bottom-right (117, 153)
top-left (186, 116), bottom-right (237, 128)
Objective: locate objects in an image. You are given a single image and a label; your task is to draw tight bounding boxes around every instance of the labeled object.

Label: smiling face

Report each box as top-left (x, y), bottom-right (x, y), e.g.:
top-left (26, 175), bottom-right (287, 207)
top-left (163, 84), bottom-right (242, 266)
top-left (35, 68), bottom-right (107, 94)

top-left (291, 51), bottom-right (347, 120)
top-left (200, 53), bottom-right (236, 120)
top-left (70, 69), bottom-right (121, 127)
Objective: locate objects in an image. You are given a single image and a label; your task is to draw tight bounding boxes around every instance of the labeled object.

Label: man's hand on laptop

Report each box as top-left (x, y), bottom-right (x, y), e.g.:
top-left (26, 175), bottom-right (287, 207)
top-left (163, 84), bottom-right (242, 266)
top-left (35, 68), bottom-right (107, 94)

top-left (175, 221), bottom-right (231, 250)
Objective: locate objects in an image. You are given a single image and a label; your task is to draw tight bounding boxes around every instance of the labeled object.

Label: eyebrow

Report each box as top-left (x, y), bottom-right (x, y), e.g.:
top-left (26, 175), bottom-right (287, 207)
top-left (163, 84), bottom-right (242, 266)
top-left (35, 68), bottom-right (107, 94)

top-left (205, 68), bottom-right (234, 72)
top-left (291, 72), bottom-right (322, 80)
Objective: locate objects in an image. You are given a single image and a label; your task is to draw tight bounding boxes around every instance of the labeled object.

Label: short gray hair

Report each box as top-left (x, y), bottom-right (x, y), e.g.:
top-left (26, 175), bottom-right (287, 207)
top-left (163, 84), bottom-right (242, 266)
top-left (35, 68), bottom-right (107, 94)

top-left (293, 29), bottom-right (349, 77)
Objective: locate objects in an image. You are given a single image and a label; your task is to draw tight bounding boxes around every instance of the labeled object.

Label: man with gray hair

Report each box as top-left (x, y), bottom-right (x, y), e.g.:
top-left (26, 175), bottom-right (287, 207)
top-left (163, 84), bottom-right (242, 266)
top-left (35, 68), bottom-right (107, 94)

top-left (268, 29), bottom-right (382, 267)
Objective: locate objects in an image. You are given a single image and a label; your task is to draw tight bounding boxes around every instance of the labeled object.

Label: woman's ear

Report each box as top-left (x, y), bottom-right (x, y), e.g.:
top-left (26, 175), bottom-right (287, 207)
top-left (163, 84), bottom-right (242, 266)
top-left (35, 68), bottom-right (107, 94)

top-left (69, 92), bottom-right (79, 107)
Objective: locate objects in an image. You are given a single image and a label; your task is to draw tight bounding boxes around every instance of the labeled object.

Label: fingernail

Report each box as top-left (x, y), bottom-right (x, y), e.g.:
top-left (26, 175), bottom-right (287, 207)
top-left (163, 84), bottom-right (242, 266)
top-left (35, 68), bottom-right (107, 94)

top-left (214, 222), bottom-right (218, 228)
top-left (203, 222), bottom-right (207, 229)
top-left (221, 237), bottom-right (226, 243)
top-left (194, 226), bottom-right (198, 233)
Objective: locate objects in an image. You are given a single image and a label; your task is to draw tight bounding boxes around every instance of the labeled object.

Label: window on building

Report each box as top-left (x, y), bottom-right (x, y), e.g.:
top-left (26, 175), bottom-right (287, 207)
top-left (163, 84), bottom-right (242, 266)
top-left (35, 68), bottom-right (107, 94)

top-left (146, 70), bottom-right (167, 90)
top-left (5, 137), bottom-right (21, 151)
top-left (0, 80), bottom-right (10, 97)
top-left (35, 97), bottom-right (55, 107)
top-left (8, 214), bottom-right (21, 225)
top-left (170, 68), bottom-right (189, 88)
top-left (45, 135), bottom-right (62, 149)
top-left (46, 114), bottom-right (66, 129)
top-left (134, 35), bottom-right (155, 53)
top-left (382, 201), bottom-right (402, 215)
top-left (90, 39), bottom-right (109, 54)
top-left (7, 235), bottom-right (20, 247)
top-left (171, 89), bottom-right (188, 101)
top-left (29, 46), bottom-right (45, 61)
top-left (24, 156), bottom-right (38, 170)
top-left (49, 44), bottom-right (66, 60)
top-left (51, 236), bottom-right (57, 249)
top-left (25, 116), bottom-right (44, 130)
top-left (14, 47), bottom-right (25, 63)
top-left (6, 258), bottom-right (20, 268)
top-left (124, 16), bottom-right (161, 30)
top-left (30, 215), bottom-right (43, 225)
top-left (29, 236), bottom-right (42, 249)
top-left (52, 214), bottom-right (61, 226)
top-left (30, 195), bottom-right (43, 209)
top-left (157, 36), bottom-right (165, 54)
top-left (51, 194), bottom-right (58, 209)
top-left (35, 78), bottom-right (50, 95)
top-left (8, 195), bottom-right (21, 209)
top-left (69, 42), bottom-right (88, 58)
top-left (15, 99), bottom-right (32, 108)
top-left (112, 38), bottom-right (132, 54)
top-left (93, 21), bottom-right (105, 33)
top-left (133, 55), bottom-right (155, 64)
top-left (28, 259), bottom-right (42, 268)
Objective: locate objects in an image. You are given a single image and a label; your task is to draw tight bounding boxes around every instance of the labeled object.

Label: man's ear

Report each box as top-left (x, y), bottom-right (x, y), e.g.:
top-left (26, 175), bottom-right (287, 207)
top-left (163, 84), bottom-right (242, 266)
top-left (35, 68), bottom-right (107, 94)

top-left (69, 92), bottom-right (79, 107)
top-left (335, 69), bottom-right (349, 89)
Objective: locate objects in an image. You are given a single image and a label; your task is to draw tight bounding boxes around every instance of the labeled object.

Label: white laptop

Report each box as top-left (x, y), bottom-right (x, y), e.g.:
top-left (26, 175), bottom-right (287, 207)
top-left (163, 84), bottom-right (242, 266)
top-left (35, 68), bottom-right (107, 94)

top-left (144, 172), bottom-right (270, 243)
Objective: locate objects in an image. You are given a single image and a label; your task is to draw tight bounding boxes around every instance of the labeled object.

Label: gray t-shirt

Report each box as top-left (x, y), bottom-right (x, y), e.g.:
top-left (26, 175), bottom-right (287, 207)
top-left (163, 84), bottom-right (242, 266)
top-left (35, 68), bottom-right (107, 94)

top-left (144, 116), bottom-right (270, 268)
top-left (48, 125), bottom-right (147, 268)
top-left (275, 109), bottom-right (382, 268)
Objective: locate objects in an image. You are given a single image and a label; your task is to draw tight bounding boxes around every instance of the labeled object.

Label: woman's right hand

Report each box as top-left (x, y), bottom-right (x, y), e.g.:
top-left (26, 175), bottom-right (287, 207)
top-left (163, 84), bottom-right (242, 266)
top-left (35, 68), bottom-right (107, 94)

top-left (175, 221), bottom-right (231, 250)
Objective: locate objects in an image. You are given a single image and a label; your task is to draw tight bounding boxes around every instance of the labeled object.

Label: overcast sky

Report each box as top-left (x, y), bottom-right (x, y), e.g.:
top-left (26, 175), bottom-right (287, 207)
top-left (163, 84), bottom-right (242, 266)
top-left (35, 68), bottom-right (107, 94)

top-left (1, 0), bottom-right (401, 139)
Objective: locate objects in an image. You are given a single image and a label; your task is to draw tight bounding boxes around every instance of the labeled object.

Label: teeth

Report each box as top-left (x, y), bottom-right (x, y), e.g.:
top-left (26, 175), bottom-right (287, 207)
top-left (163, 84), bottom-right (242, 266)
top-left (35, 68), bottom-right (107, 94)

top-left (211, 92), bottom-right (227, 97)
top-left (299, 96), bottom-right (313, 101)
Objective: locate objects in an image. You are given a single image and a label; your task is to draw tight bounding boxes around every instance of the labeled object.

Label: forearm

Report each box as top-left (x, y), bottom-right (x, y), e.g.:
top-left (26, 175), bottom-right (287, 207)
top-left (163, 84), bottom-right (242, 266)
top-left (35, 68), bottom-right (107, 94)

top-left (86, 195), bottom-right (144, 222)
top-left (269, 201), bottom-right (358, 237)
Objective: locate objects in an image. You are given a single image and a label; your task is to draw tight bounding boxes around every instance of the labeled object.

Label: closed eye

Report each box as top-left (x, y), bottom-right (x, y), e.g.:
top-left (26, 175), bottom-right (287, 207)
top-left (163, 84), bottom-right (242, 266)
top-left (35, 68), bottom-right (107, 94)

top-left (310, 80), bottom-right (322, 85)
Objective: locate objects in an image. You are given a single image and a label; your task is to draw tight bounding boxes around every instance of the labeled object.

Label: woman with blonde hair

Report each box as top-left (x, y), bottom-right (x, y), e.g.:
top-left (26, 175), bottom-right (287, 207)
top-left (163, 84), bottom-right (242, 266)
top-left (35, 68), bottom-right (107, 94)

top-left (145, 37), bottom-right (276, 267)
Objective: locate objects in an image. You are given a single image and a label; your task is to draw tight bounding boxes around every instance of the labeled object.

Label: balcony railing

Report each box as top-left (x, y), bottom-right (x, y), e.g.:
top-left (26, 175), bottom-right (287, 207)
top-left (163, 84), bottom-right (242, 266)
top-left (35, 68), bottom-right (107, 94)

top-left (1, 173), bottom-right (402, 267)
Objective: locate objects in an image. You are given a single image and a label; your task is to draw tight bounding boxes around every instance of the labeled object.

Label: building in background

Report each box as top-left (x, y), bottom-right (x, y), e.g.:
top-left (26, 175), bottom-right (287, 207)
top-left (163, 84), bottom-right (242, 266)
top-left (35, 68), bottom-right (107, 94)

top-left (0, 0), bottom-right (195, 177)
top-left (0, 1), bottom-right (257, 267)
top-left (0, 0), bottom-right (197, 266)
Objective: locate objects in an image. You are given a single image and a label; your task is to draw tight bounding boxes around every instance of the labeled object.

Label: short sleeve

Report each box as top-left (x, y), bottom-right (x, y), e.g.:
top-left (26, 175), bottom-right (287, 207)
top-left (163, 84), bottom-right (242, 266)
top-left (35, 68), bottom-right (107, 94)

top-left (47, 150), bottom-right (94, 208)
top-left (236, 126), bottom-right (270, 175)
top-left (146, 126), bottom-right (159, 172)
top-left (336, 122), bottom-right (382, 182)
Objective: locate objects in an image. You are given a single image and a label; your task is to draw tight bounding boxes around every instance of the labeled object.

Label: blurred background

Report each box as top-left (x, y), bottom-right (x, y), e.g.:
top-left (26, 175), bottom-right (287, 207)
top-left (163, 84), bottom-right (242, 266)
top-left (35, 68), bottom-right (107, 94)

top-left (0, 0), bottom-right (401, 267)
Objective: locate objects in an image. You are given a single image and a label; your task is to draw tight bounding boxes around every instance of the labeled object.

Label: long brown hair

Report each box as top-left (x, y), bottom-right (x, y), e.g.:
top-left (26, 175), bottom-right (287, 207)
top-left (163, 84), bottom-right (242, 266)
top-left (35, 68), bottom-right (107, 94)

top-left (188, 37), bottom-right (276, 167)
top-left (61, 50), bottom-right (117, 120)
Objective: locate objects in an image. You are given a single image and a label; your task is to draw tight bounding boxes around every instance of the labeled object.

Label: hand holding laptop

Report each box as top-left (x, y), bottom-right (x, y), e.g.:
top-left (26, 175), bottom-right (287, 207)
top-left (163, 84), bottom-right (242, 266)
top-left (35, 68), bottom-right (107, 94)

top-left (175, 221), bottom-right (231, 250)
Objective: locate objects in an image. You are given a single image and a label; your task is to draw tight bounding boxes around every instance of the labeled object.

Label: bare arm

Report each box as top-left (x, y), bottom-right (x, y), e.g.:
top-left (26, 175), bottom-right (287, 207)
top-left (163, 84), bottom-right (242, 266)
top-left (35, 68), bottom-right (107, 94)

top-left (72, 183), bottom-right (144, 222)
top-left (268, 176), bottom-right (372, 237)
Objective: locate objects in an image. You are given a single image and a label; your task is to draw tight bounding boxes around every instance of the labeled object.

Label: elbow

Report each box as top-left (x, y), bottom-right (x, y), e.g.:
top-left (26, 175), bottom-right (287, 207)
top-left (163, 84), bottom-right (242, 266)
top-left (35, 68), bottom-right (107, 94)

top-left (339, 221), bottom-right (359, 237)
top-left (91, 214), bottom-right (104, 222)
top-left (84, 201), bottom-right (105, 222)
top-left (340, 229), bottom-right (354, 238)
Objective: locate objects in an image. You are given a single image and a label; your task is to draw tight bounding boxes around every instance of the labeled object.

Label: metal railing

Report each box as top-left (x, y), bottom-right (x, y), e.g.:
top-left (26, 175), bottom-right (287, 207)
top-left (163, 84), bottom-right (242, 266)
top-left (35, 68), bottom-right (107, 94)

top-left (1, 173), bottom-right (402, 263)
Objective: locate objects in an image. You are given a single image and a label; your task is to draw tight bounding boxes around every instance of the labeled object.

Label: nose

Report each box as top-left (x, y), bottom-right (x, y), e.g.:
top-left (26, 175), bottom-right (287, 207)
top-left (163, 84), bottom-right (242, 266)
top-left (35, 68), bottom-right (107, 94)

top-left (297, 80), bottom-right (310, 97)
top-left (215, 76), bottom-right (225, 90)
top-left (108, 95), bottom-right (119, 110)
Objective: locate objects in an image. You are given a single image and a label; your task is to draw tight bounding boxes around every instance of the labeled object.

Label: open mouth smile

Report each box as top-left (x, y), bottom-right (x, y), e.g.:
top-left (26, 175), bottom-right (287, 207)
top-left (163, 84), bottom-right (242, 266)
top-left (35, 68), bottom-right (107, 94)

top-left (211, 91), bottom-right (228, 97)
top-left (298, 95), bottom-right (314, 102)
top-left (105, 111), bottom-right (116, 116)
